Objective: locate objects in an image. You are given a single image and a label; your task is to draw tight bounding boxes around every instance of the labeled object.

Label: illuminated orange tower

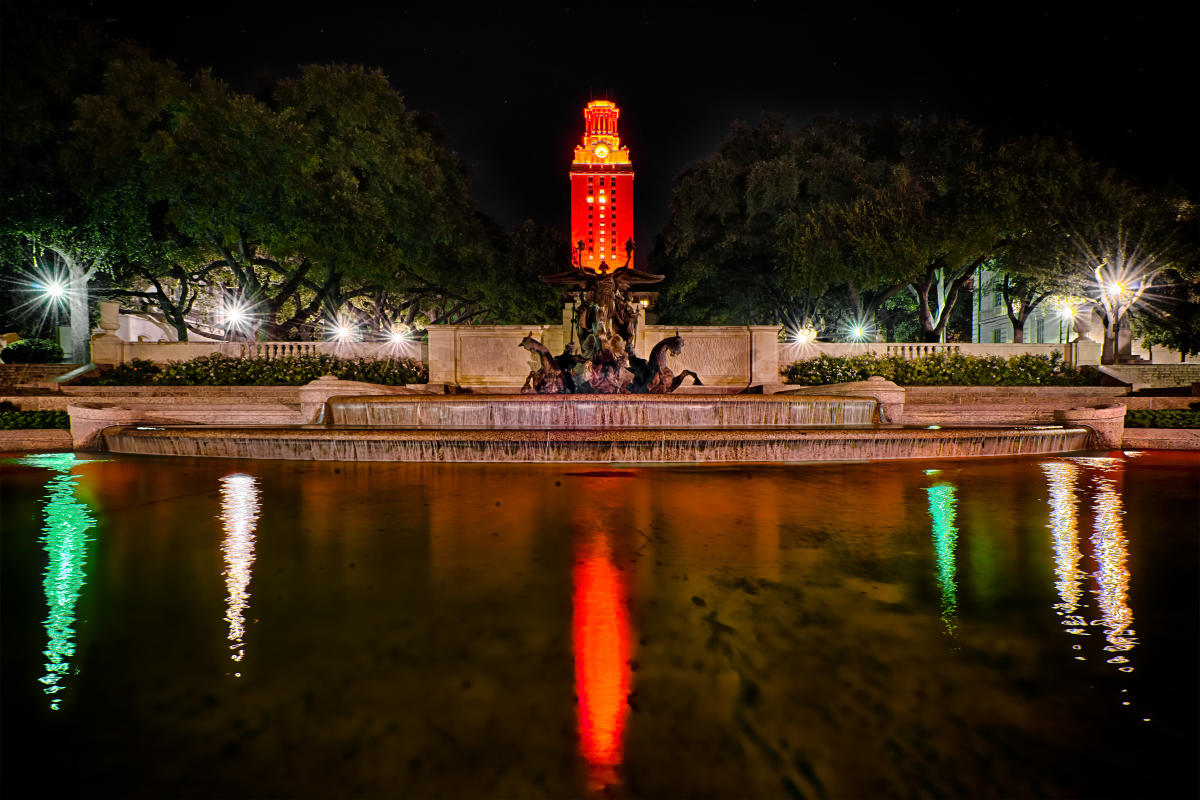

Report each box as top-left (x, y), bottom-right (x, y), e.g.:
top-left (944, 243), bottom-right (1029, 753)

top-left (570, 100), bottom-right (634, 271)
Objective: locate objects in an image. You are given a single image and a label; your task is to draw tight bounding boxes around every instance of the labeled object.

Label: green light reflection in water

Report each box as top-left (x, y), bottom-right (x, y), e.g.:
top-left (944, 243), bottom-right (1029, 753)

top-left (925, 482), bottom-right (959, 636)
top-left (9, 453), bottom-right (105, 710)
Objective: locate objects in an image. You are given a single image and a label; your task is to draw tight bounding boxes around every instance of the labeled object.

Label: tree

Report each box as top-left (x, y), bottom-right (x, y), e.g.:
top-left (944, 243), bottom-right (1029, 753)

top-left (978, 138), bottom-right (1095, 342)
top-left (63, 56), bottom-right (537, 340)
top-left (0, 8), bottom-right (114, 358)
top-left (655, 116), bottom-right (1039, 342)
top-left (653, 117), bottom-right (889, 330)
top-left (798, 118), bottom-right (1028, 342)
top-left (1130, 269), bottom-right (1200, 360)
top-left (1053, 175), bottom-right (1196, 363)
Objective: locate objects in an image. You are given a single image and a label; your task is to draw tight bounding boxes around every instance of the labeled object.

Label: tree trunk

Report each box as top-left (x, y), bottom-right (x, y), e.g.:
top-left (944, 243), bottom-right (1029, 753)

top-left (57, 252), bottom-right (96, 364)
top-left (1101, 318), bottom-right (1118, 365)
top-left (1009, 311), bottom-right (1029, 343)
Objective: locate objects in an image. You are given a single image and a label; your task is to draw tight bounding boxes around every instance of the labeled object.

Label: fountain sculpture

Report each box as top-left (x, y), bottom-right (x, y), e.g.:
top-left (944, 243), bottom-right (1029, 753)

top-left (524, 243), bottom-right (701, 394)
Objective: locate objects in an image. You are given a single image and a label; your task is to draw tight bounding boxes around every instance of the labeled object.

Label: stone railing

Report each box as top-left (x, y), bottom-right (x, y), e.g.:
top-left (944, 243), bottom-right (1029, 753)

top-left (91, 337), bottom-right (426, 366)
top-left (886, 343), bottom-right (960, 359)
top-left (779, 340), bottom-right (1079, 364)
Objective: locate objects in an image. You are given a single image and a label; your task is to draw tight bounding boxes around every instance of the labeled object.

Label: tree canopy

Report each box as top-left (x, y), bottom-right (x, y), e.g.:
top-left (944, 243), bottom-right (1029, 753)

top-left (3, 31), bottom-right (562, 344)
top-left (653, 115), bottom-right (1197, 348)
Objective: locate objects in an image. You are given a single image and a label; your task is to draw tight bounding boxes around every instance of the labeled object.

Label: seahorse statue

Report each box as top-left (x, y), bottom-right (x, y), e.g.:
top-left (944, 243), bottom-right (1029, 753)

top-left (634, 335), bottom-right (703, 393)
top-left (519, 335), bottom-right (566, 394)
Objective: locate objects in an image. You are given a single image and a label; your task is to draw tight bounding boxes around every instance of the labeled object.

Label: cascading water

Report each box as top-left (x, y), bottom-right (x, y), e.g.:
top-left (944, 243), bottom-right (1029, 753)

top-left (323, 394), bottom-right (879, 429)
top-left (99, 394), bottom-right (1094, 463)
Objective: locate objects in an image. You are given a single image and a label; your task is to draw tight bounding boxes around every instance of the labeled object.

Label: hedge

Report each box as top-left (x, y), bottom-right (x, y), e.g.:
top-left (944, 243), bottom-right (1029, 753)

top-left (79, 354), bottom-right (427, 386)
top-left (782, 352), bottom-right (1102, 387)
top-left (1124, 409), bottom-right (1200, 429)
top-left (0, 410), bottom-right (70, 429)
top-left (0, 338), bottom-right (64, 364)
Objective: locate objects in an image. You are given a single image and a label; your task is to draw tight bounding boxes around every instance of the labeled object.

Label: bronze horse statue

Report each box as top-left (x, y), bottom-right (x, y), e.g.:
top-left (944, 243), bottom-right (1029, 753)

top-left (631, 335), bottom-right (703, 393)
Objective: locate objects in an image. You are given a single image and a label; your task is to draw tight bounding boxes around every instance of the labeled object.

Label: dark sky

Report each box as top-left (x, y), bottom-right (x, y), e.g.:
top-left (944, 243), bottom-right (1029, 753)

top-left (46, 3), bottom-right (1200, 265)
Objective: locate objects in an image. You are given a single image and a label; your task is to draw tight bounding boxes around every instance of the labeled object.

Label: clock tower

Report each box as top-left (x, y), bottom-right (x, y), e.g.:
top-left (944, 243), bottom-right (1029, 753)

top-left (570, 100), bottom-right (634, 271)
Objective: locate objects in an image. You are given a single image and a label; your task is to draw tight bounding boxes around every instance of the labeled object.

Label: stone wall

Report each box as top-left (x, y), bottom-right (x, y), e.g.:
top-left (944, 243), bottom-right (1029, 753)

top-left (427, 325), bottom-right (563, 388)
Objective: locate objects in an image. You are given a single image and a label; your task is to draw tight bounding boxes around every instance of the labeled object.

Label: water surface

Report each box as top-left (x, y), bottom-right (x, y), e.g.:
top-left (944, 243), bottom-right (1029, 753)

top-left (2, 451), bottom-right (1197, 798)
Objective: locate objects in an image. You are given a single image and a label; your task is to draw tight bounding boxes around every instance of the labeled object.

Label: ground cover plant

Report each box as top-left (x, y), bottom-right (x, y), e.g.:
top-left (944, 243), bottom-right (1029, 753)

top-left (0, 410), bottom-right (69, 429)
top-left (782, 352), bottom-right (1102, 386)
top-left (79, 354), bottom-right (427, 386)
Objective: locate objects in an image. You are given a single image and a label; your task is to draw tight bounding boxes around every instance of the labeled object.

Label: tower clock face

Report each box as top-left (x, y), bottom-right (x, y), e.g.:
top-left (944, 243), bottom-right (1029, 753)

top-left (594, 145), bottom-right (609, 159)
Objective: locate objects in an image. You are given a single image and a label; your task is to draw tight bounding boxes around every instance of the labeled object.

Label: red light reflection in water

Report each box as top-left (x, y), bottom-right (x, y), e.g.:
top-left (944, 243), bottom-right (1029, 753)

top-left (573, 536), bottom-right (632, 789)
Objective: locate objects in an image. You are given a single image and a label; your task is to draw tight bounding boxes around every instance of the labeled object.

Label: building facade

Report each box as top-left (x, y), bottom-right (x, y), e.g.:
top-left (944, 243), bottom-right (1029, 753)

top-left (971, 267), bottom-right (1073, 344)
top-left (569, 100), bottom-right (634, 271)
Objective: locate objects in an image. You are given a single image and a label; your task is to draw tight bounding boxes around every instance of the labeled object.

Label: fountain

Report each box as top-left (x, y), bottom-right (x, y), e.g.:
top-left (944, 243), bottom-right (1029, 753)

top-left (97, 386), bottom-right (1093, 462)
top-left (85, 247), bottom-right (1098, 462)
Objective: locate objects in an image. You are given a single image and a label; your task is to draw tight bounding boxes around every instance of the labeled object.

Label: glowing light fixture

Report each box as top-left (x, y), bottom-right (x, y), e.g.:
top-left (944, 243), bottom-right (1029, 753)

top-left (326, 315), bottom-right (359, 343)
top-left (42, 281), bottom-right (66, 300)
top-left (790, 325), bottom-right (818, 345)
top-left (218, 300), bottom-right (254, 338)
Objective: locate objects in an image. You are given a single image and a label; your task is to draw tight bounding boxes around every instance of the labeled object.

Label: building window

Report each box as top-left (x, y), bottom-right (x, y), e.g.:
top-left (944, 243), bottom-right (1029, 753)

top-left (1036, 317), bottom-right (1045, 343)
top-left (992, 329), bottom-right (1006, 343)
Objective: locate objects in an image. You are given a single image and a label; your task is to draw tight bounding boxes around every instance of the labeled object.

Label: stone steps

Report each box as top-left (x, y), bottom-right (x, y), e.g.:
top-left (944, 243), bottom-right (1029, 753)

top-left (0, 364), bottom-right (83, 388)
top-left (1100, 364), bottom-right (1200, 390)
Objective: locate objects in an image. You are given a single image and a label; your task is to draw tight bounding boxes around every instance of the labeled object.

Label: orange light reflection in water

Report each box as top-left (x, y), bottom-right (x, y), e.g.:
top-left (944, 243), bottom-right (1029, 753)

top-left (573, 535), bottom-right (632, 790)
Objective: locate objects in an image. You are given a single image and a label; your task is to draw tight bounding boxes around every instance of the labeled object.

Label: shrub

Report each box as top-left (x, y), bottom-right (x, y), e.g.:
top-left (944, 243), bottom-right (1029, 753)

top-left (0, 338), bottom-right (64, 364)
top-left (77, 354), bottom-right (427, 386)
top-left (782, 351), bottom-right (1102, 386)
top-left (1124, 409), bottom-right (1200, 429)
top-left (85, 359), bottom-right (163, 385)
top-left (0, 410), bottom-right (70, 429)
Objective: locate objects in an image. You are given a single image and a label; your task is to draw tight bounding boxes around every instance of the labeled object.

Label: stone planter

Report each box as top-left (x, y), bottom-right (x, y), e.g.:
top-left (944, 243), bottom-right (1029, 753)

top-left (299, 375), bottom-right (420, 424)
top-left (1053, 404), bottom-right (1127, 449)
top-left (775, 376), bottom-right (905, 423)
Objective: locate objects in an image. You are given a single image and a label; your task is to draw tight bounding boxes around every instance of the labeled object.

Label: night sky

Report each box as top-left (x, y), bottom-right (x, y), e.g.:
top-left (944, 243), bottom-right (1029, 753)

top-left (47, 3), bottom-right (1199, 266)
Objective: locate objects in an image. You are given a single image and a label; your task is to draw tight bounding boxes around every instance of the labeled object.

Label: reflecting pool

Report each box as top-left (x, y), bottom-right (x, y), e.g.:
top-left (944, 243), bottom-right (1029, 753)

top-left (2, 451), bottom-right (1197, 798)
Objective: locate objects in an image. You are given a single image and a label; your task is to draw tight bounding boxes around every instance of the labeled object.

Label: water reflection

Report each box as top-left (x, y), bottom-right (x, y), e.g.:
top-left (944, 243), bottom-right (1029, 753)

top-left (1042, 462), bottom-right (1084, 622)
top-left (219, 473), bottom-right (261, 668)
top-left (1042, 458), bottom-right (1137, 674)
top-left (573, 534), bottom-right (632, 790)
top-left (13, 453), bottom-right (102, 710)
top-left (925, 482), bottom-right (959, 635)
top-left (1090, 471), bottom-right (1136, 671)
